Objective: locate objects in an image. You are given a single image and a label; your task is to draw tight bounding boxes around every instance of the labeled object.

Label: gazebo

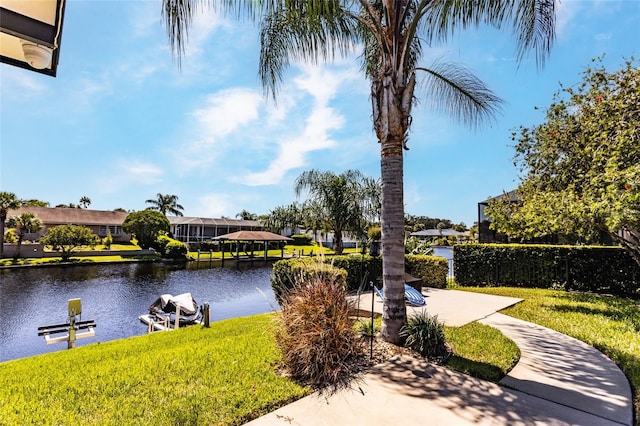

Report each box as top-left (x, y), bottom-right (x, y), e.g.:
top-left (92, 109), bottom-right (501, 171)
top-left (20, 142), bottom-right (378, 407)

top-left (214, 231), bottom-right (293, 264)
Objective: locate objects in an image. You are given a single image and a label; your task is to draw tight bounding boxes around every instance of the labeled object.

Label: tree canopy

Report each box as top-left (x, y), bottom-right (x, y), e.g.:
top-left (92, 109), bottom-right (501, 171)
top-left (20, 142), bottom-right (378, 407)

top-left (294, 169), bottom-right (380, 254)
top-left (486, 57), bottom-right (640, 265)
top-left (7, 212), bottom-right (43, 260)
top-left (122, 210), bottom-right (171, 249)
top-left (40, 224), bottom-right (100, 261)
top-left (162, 0), bottom-right (556, 343)
top-left (0, 191), bottom-right (21, 258)
top-left (145, 193), bottom-right (185, 217)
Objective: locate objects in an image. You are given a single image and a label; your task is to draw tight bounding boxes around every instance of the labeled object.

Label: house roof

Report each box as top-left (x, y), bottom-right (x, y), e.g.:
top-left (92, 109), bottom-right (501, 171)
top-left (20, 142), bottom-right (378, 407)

top-left (0, 0), bottom-right (67, 77)
top-left (168, 216), bottom-right (262, 228)
top-left (214, 231), bottom-right (292, 241)
top-left (479, 190), bottom-right (519, 205)
top-left (410, 229), bottom-right (467, 237)
top-left (7, 206), bottom-right (127, 226)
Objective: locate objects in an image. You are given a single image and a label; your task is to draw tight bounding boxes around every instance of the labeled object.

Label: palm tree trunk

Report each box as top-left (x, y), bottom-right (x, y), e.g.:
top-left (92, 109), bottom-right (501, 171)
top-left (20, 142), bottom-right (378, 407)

top-left (380, 135), bottom-right (406, 344)
top-left (14, 235), bottom-right (23, 260)
top-left (334, 229), bottom-right (344, 255)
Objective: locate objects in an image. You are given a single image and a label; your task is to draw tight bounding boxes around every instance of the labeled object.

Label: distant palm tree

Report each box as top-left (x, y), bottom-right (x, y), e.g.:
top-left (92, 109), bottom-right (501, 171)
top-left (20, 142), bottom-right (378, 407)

top-left (0, 192), bottom-right (21, 258)
top-left (145, 193), bottom-right (185, 216)
top-left (79, 196), bottom-right (92, 209)
top-left (295, 170), bottom-right (379, 255)
top-left (7, 213), bottom-right (43, 260)
top-left (236, 210), bottom-right (258, 220)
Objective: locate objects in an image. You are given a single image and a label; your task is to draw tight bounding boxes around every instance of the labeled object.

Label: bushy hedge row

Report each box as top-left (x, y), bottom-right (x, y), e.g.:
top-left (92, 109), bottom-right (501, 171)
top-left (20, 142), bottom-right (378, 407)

top-left (454, 244), bottom-right (640, 295)
top-left (271, 258), bottom-right (347, 305)
top-left (272, 254), bottom-right (448, 298)
top-left (290, 234), bottom-right (313, 246)
top-left (405, 254), bottom-right (448, 289)
top-left (329, 255), bottom-right (382, 292)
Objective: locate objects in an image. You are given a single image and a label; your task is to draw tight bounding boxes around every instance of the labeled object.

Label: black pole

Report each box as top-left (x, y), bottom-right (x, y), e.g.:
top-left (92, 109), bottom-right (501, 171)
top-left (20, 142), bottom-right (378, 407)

top-left (370, 281), bottom-right (374, 361)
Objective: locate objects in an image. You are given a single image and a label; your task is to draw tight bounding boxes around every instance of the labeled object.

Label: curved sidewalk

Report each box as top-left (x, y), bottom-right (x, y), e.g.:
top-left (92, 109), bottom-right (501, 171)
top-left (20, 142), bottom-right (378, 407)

top-left (247, 289), bottom-right (633, 426)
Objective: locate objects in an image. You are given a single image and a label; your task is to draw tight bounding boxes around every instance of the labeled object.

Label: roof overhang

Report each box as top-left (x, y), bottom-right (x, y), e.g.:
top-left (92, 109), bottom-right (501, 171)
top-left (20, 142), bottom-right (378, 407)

top-left (0, 0), bottom-right (66, 77)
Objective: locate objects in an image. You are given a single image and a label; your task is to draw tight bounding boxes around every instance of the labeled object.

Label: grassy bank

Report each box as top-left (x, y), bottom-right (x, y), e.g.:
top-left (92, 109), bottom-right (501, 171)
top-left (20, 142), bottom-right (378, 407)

top-left (457, 286), bottom-right (640, 423)
top-left (0, 314), bottom-right (307, 425)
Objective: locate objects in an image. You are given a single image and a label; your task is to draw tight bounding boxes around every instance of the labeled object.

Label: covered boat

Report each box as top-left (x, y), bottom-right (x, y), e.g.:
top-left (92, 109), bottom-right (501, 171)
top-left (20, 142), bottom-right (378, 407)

top-left (147, 293), bottom-right (202, 327)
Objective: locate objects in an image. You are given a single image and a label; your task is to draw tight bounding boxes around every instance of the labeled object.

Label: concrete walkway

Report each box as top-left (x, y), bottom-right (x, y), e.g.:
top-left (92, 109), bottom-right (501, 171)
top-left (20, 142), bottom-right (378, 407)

top-left (247, 289), bottom-right (634, 426)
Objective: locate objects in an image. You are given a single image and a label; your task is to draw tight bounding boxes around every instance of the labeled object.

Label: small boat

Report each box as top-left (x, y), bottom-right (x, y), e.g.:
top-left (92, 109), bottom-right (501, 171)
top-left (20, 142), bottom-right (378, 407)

top-left (139, 293), bottom-right (202, 331)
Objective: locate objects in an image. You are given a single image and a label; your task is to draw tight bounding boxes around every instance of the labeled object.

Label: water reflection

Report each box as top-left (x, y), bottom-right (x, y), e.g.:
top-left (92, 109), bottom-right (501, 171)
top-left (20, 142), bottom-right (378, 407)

top-left (0, 263), bottom-right (277, 362)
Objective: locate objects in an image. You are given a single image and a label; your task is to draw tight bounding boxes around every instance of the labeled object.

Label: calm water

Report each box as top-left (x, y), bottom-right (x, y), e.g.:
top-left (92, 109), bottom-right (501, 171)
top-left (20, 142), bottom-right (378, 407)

top-left (0, 263), bottom-right (278, 362)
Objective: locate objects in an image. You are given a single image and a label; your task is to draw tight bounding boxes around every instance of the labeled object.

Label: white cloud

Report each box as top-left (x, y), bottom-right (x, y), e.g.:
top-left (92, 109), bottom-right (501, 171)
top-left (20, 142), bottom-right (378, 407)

top-left (193, 88), bottom-right (263, 138)
top-left (193, 193), bottom-right (234, 217)
top-left (93, 159), bottom-right (164, 196)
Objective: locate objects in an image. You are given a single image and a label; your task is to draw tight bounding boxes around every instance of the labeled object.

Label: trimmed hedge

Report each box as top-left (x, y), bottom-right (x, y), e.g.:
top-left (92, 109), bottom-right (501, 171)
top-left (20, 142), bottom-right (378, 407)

top-left (290, 234), bottom-right (313, 246)
top-left (271, 258), bottom-right (347, 306)
top-left (272, 254), bottom-right (448, 297)
top-left (405, 254), bottom-right (448, 289)
top-left (329, 255), bottom-right (382, 292)
top-left (454, 244), bottom-right (640, 296)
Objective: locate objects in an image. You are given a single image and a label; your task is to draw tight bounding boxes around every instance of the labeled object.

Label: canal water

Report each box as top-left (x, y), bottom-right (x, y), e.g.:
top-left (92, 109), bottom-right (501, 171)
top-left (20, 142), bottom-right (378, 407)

top-left (0, 263), bottom-right (277, 362)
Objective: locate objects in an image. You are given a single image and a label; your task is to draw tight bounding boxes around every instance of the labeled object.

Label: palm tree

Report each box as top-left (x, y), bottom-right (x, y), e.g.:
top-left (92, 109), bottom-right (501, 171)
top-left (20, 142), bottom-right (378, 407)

top-left (145, 193), bottom-right (185, 216)
top-left (295, 170), bottom-right (379, 255)
top-left (79, 196), bottom-right (92, 209)
top-left (7, 213), bottom-right (43, 260)
top-left (163, 0), bottom-right (555, 343)
top-left (0, 192), bottom-right (21, 258)
top-left (236, 210), bottom-right (258, 220)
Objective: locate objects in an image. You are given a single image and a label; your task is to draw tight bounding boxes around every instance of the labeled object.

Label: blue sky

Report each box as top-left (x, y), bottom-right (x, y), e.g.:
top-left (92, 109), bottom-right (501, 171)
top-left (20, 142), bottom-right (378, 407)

top-left (1, 1), bottom-right (638, 227)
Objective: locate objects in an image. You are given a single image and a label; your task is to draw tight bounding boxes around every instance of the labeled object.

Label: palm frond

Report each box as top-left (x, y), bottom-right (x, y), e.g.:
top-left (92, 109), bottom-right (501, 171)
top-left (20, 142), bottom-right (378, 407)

top-left (421, 0), bottom-right (555, 67)
top-left (259, 2), bottom-right (359, 98)
top-left (417, 59), bottom-right (503, 128)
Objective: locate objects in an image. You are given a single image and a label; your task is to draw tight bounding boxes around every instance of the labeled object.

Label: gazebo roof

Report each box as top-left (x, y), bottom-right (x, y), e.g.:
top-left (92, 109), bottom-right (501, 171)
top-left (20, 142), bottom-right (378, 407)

top-left (214, 231), bottom-right (292, 241)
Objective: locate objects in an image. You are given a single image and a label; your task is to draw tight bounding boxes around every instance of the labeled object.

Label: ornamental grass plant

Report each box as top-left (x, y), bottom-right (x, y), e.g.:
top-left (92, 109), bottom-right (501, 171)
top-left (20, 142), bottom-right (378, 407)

top-left (275, 274), bottom-right (365, 391)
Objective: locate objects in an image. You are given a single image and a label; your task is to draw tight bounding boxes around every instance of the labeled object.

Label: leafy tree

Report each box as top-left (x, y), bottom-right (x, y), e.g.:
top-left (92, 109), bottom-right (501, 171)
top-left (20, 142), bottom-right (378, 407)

top-left (122, 210), bottom-right (171, 249)
top-left (113, 207), bottom-right (128, 213)
top-left (162, 0), bottom-right (555, 343)
top-left (264, 203), bottom-right (305, 234)
top-left (487, 57), bottom-right (640, 266)
top-left (40, 224), bottom-right (100, 261)
top-left (145, 193), bottom-right (184, 216)
top-left (0, 191), bottom-right (21, 258)
top-left (294, 170), bottom-right (380, 254)
top-left (21, 199), bottom-right (50, 207)
top-left (7, 213), bottom-right (43, 260)
top-left (55, 203), bottom-right (78, 208)
top-left (79, 196), bottom-right (92, 209)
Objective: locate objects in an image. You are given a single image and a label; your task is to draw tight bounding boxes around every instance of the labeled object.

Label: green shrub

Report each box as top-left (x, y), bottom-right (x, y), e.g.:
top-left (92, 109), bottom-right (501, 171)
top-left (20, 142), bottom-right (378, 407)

top-left (454, 244), bottom-right (640, 295)
top-left (400, 311), bottom-right (448, 359)
top-left (155, 235), bottom-right (187, 259)
top-left (329, 255), bottom-right (382, 292)
top-left (276, 274), bottom-right (364, 390)
top-left (290, 234), bottom-right (313, 246)
top-left (405, 254), bottom-right (448, 288)
top-left (271, 258), bottom-right (347, 306)
top-left (165, 240), bottom-right (188, 259)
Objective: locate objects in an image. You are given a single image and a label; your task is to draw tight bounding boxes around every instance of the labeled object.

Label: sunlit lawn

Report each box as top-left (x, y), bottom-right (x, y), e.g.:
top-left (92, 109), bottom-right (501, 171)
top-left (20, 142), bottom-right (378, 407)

top-left (0, 314), bottom-right (307, 425)
top-left (456, 286), bottom-right (640, 423)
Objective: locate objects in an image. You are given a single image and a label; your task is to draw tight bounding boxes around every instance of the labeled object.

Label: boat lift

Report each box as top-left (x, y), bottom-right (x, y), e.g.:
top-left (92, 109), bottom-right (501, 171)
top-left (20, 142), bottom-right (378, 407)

top-left (37, 298), bottom-right (96, 349)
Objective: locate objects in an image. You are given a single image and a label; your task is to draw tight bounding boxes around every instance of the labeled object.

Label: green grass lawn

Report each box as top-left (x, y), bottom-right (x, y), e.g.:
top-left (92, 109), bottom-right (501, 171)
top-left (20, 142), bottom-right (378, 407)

top-left (0, 314), bottom-right (307, 425)
top-left (455, 286), bottom-right (640, 423)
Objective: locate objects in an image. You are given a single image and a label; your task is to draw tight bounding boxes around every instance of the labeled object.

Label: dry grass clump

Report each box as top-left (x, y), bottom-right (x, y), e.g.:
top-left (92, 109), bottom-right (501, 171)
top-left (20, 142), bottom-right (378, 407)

top-left (276, 275), bottom-right (365, 392)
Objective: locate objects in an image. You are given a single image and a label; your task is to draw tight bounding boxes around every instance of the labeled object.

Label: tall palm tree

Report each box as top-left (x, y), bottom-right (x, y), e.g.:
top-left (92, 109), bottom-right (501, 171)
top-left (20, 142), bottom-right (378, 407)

top-left (0, 191), bottom-right (21, 258)
top-left (145, 193), bottom-right (185, 216)
top-left (163, 0), bottom-right (555, 343)
top-left (236, 210), bottom-right (258, 220)
top-left (7, 213), bottom-right (43, 260)
top-left (295, 169), bottom-right (379, 254)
